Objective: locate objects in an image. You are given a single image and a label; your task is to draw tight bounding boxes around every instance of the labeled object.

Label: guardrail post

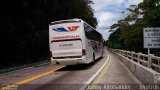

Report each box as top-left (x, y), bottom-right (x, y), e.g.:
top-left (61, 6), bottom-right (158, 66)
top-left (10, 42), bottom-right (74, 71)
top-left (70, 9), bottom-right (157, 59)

top-left (148, 54), bottom-right (152, 68)
top-left (118, 50), bottom-right (120, 54)
top-left (137, 53), bottom-right (140, 63)
top-left (127, 51), bottom-right (130, 59)
top-left (138, 52), bottom-right (142, 64)
top-left (122, 50), bottom-right (124, 56)
top-left (121, 50), bottom-right (124, 56)
top-left (124, 51), bottom-right (126, 57)
top-left (117, 49), bottom-right (119, 54)
top-left (131, 51), bottom-right (133, 60)
top-left (126, 51), bottom-right (128, 58)
top-left (125, 51), bottom-right (127, 58)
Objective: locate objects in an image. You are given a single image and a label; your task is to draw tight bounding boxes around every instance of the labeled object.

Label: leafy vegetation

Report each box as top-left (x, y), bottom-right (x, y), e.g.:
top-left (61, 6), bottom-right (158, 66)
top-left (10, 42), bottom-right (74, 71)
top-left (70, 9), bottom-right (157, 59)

top-left (0, 0), bottom-right (97, 69)
top-left (107, 0), bottom-right (160, 54)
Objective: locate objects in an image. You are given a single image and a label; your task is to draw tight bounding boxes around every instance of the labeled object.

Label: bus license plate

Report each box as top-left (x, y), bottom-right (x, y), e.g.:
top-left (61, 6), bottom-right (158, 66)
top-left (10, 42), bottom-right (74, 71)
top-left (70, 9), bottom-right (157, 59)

top-left (59, 44), bottom-right (73, 47)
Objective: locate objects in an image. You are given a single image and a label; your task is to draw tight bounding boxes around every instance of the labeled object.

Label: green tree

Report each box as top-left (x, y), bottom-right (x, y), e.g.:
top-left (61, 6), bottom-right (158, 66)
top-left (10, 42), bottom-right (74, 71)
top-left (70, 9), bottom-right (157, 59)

top-left (0, 0), bottom-right (97, 69)
top-left (107, 0), bottom-right (160, 53)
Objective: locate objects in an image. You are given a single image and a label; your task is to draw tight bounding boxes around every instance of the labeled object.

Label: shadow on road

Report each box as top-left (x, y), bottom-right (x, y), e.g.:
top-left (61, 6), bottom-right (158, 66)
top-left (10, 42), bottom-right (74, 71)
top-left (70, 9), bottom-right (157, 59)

top-left (58, 57), bottom-right (104, 71)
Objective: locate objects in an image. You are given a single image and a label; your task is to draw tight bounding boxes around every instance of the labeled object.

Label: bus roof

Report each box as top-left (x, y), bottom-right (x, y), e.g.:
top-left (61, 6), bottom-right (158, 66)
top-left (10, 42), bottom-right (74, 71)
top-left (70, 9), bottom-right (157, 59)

top-left (50, 18), bottom-right (82, 25)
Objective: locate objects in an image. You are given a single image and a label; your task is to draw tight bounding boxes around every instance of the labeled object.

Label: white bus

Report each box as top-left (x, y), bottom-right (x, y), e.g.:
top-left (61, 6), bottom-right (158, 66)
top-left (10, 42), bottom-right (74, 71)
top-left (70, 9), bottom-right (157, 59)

top-left (49, 19), bottom-right (104, 65)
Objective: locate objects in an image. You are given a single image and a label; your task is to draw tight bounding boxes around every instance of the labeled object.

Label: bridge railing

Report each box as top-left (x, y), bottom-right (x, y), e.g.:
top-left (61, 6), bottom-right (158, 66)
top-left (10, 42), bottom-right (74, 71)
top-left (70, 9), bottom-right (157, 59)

top-left (112, 49), bottom-right (160, 72)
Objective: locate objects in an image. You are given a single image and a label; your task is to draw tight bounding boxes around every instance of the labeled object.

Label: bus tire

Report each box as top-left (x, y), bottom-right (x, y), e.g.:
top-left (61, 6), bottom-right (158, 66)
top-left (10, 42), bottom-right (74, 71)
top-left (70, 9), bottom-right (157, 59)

top-left (91, 53), bottom-right (95, 64)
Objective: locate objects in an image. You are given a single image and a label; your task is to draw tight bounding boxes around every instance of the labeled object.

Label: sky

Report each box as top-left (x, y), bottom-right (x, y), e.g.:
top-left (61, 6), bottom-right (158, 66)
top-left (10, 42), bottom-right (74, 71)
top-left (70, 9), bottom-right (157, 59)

top-left (91, 0), bottom-right (143, 40)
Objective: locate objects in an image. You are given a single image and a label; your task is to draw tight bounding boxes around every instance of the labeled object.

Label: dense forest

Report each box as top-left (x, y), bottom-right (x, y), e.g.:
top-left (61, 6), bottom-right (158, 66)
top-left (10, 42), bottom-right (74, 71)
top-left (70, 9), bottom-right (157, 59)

top-left (107, 0), bottom-right (160, 55)
top-left (0, 0), bottom-right (97, 69)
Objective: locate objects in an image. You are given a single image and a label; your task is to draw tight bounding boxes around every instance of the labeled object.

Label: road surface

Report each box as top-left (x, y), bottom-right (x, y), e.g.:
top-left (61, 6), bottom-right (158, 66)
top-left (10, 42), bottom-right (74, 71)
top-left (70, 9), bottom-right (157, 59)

top-left (0, 49), bottom-right (141, 90)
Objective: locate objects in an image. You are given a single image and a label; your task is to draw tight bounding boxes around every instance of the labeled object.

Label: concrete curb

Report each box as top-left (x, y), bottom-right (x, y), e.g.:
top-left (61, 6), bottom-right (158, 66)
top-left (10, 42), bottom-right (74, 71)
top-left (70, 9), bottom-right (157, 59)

top-left (112, 51), bottom-right (160, 84)
top-left (0, 60), bottom-right (50, 75)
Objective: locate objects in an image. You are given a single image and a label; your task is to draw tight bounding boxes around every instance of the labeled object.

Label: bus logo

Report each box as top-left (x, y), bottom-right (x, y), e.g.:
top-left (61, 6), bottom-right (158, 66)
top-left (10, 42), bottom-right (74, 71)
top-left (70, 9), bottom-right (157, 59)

top-left (68, 26), bottom-right (79, 32)
top-left (52, 27), bottom-right (68, 32)
top-left (52, 26), bottom-right (79, 32)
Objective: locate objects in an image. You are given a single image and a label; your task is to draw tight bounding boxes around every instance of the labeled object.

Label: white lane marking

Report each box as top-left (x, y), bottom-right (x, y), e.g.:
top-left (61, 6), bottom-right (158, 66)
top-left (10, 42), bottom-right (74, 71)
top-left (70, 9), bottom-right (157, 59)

top-left (85, 54), bottom-right (109, 84)
top-left (79, 50), bottom-right (110, 90)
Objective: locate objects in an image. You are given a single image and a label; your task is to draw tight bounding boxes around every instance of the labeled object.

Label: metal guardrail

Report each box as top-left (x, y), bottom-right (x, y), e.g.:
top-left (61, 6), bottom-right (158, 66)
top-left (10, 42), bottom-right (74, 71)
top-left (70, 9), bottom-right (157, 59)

top-left (112, 49), bottom-right (160, 72)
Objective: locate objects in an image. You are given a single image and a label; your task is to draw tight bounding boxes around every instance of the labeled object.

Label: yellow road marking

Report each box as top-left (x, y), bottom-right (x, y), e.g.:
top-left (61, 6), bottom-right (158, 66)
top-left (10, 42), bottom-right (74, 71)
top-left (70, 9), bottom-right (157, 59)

top-left (92, 55), bottom-right (112, 84)
top-left (0, 65), bottom-right (66, 90)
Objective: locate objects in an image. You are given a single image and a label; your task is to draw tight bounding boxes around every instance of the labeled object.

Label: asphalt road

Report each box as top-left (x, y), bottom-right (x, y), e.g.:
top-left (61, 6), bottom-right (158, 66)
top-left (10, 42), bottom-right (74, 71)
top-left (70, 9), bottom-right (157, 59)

top-left (0, 49), bottom-right (141, 90)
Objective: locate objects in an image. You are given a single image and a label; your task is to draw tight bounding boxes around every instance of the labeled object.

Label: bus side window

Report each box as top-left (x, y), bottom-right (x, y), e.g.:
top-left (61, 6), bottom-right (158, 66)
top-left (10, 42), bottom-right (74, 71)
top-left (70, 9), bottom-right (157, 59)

top-left (84, 23), bottom-right (96, 40)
